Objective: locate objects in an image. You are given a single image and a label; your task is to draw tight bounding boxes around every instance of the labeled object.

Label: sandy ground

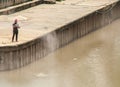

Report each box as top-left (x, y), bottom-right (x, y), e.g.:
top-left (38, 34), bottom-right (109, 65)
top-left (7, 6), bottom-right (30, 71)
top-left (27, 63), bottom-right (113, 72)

top-left (0, 0), bottom-right (119, 46)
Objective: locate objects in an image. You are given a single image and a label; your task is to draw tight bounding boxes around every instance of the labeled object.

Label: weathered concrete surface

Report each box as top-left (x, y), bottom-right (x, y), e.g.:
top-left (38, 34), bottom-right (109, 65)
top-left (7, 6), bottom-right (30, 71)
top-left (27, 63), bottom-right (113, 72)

top-left (0, 0), bottom-right (32, 9)
top-left (0, 0), bottom-right (120, 70)
top-left (0, 0), bottom-right (43, 15)
top-left (44, 0), bottom-right (56, 4)
top-left (0, 0), bottom-right (119, 47)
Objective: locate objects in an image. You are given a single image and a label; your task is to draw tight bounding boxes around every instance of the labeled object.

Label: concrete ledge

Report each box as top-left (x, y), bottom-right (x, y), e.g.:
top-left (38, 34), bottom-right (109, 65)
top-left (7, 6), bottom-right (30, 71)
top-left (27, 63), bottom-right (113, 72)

top-left (0, 1), bottom-right (120, 71)
top-left (44, 0), bottom-right (56, 4)
top-left (0, 0), bottom-right (44, 15)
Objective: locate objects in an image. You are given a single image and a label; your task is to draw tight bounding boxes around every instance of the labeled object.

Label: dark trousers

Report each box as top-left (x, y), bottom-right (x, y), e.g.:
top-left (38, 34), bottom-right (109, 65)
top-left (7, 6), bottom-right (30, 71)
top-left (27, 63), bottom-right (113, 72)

top-left (12, 29), bottom-right (18, 42)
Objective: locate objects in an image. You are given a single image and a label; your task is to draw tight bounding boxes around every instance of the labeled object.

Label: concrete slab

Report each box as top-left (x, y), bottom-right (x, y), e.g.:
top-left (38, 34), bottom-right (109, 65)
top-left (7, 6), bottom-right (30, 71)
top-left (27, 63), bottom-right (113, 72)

top-left (0, 0), bottom-right (119, 47)
top-left (0, 0), bottom-right (43, 15)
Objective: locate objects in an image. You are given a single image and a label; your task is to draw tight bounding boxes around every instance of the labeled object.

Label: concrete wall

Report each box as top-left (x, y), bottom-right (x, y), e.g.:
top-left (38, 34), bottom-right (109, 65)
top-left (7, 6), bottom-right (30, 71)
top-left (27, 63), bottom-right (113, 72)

top-left (0, 0), bottom-right (44, 15)
top-left (0, 0), bottom-right (33, 9)
top-left (0, 1), bottom-right (120, 71)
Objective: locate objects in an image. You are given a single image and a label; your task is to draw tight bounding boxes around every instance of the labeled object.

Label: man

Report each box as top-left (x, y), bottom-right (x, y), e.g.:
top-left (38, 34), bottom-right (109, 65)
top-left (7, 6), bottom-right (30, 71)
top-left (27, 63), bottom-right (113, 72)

top-left (12, 19), bottom-right (20, 42)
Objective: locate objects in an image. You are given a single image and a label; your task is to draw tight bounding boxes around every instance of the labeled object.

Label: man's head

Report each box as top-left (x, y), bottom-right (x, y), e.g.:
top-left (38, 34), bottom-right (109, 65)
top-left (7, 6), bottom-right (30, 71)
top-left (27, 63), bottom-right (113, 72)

top-left (14, 19), bottom-right (18, 23)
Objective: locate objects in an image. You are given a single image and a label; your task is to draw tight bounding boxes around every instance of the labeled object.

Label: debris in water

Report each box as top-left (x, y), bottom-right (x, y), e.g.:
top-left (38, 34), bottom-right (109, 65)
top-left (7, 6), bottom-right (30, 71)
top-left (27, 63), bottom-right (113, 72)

top-left (35, 73), bottom-right (48, 78)
top-left (73, 58), bottom-right (78, 61)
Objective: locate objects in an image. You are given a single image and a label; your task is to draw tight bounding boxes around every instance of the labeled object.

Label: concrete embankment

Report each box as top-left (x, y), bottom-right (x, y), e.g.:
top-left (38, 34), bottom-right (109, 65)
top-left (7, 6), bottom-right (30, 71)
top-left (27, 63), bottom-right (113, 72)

top-left (0, 0), bottom-right (32, 9)
top-left (0, 0), bottom-right (43, 15)
top-left (0, 0), bottom-right (120, 71)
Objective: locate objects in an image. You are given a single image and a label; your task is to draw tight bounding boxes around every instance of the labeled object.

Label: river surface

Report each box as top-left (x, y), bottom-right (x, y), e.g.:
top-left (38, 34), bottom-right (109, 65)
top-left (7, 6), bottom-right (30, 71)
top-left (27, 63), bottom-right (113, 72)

top-left (0, 19), bottom-right (120, 87)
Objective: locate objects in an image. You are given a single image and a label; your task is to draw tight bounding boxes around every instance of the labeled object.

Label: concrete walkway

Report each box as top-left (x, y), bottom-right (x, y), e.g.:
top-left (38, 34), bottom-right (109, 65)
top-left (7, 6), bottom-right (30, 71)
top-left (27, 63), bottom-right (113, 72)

top-left (0, 0), bottom-right (119, 46)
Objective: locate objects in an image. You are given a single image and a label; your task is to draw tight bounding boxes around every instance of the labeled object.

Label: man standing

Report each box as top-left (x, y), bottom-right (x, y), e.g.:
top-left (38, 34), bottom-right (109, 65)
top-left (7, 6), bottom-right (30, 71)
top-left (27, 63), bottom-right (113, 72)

top-left (12, 19), bottom-right (20, 42)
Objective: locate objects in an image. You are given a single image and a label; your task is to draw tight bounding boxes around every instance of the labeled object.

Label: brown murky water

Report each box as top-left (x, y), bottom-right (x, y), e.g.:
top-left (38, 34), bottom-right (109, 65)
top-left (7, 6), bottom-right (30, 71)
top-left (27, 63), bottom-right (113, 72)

top-left (0, 19), bottom-right (120, 87)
